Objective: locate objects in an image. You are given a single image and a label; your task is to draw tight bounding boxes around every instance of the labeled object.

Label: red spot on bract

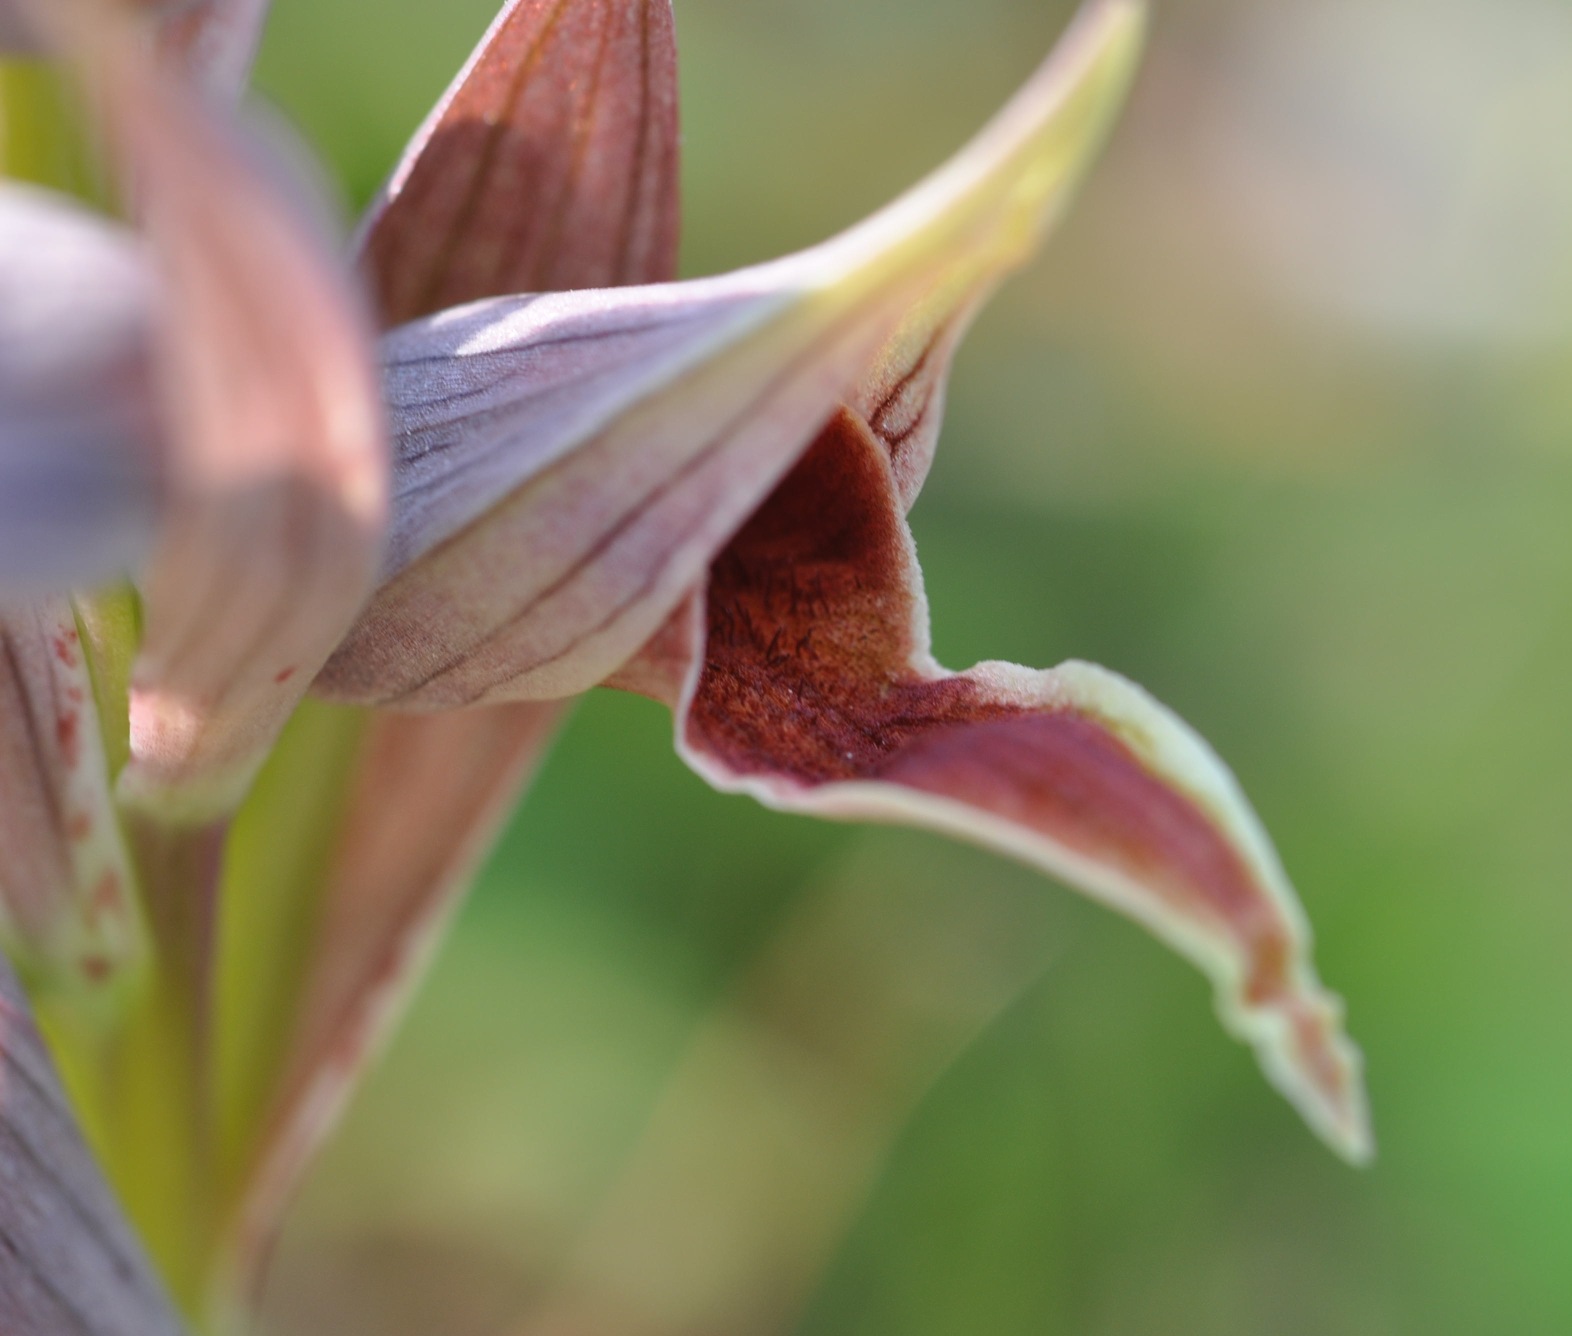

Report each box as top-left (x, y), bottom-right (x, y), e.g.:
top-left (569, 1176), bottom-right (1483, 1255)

top-left (274, 666), bottom-right (298, 685)
top-left (66, 811), bottom-right (93, 843)
top-left (52, 630), bottom-right (79, 668)
top-left (79, 955), bottom-right (112, 985)
top-left (86, 871), bottom-right (122, 929)
top-left (56, 710), bottom-right (81, 769)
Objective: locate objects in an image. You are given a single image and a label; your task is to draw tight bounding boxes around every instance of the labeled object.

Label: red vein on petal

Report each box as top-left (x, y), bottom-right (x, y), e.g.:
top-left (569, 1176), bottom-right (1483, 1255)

top-left (344, 0), bottom-right (1140, 709)
top-left (610, 0), bottom-right (657, 284)
top-left (359, 284), bottom-right (913, 707)
top-left (521, 0), bottom-right (618, 293)
top-left (401, 0), bottom-right (573, 322)
top-left (365, 0), bottom-right (679, 325)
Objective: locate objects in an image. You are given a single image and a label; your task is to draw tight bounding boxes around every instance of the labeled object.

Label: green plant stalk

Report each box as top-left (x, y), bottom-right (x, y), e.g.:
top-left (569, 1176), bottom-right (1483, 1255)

top-left (0, 56), bottom-right (105, 200)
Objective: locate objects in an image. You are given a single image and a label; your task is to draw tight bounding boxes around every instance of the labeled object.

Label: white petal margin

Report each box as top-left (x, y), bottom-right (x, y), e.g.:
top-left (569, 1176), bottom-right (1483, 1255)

top-left (675, 644), bottom-right (1373, 1164)
top-left (320, 0), bottom-right (1147, 709)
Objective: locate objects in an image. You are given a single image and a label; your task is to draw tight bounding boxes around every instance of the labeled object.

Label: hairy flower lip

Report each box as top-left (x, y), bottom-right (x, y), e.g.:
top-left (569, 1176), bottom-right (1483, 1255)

top-left (660, 401), bottom-right (1374, 1164)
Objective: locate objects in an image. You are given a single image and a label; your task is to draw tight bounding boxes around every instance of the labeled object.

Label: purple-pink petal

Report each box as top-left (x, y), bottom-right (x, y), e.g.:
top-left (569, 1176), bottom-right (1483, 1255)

top-left (358, 0), bottom-right (680, 325)
top-left (0, 184), bottom-right (160, 590)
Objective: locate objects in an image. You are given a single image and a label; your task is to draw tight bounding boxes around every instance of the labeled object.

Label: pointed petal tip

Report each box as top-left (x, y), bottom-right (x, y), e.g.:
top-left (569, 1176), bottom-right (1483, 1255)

top-left (1010, 0), bottom-right (1148, 154)
top-left (811, 0), bottom-right (1145, 298)
top-left (1064, 0), bottom-right (1148, 65)
top-left (1240, 979), bottom-right (1375, 1166)
top-left (358, 0), bottom-right (681, 322)
top-left (1044, 659), bottom-right (1373, 1163)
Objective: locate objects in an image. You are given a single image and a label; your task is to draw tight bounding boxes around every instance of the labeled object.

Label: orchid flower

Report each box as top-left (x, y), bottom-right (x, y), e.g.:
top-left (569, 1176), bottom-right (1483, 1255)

top-left (0, 0), bottom-right (1369, 1331)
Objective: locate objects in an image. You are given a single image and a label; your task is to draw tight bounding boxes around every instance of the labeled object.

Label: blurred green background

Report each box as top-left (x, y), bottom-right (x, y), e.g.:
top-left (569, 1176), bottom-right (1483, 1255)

top-left (248, 1), bottom-right (1572, 1332)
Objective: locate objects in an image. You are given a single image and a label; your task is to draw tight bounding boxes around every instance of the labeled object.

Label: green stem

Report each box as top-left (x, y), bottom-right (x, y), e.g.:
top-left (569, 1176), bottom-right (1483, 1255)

top-left (106, 815), bottom-right (231, 1323)
top-left (0, 57), bottom-right (106, 202)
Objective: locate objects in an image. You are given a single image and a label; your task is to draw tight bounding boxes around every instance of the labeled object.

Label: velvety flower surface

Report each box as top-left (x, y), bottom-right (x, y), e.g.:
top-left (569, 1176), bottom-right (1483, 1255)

top-left (0, 0), bottom-right (1370, 1329)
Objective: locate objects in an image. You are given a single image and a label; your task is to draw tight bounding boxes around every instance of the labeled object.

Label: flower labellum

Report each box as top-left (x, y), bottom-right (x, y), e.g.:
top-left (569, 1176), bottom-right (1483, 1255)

top-left (667, 412), bottom-right (1369, 1157)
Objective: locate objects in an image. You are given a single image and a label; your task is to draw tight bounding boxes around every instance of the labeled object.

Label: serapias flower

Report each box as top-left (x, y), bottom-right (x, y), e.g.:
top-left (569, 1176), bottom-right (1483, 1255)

top-left (1, 0), bottom-right (1370, 1328)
